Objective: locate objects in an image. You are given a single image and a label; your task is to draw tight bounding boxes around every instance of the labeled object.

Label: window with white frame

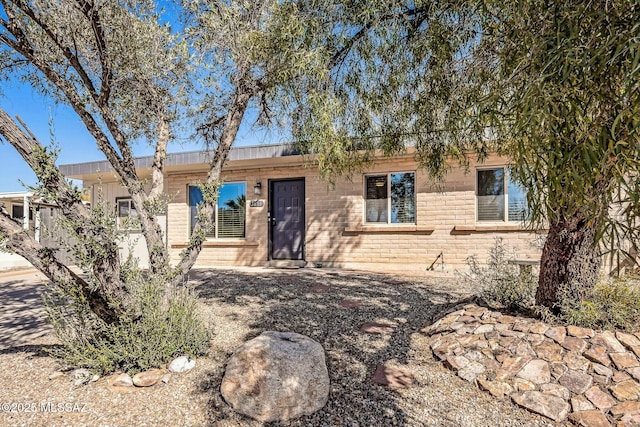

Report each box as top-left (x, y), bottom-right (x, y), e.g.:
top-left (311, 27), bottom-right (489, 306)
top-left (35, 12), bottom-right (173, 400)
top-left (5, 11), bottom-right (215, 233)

top-left (365, 172), bottom-right (416, 224)
top-left (189, 182), bottom-right (246, 238)
top-left (10, 204), bottom-right (33, 222)
top-left (116, 197), bottom-right (139, 229)
top-left (477, 167), bottom-right (527, 222)
top-left (116, 198), bottom-right (135, 218)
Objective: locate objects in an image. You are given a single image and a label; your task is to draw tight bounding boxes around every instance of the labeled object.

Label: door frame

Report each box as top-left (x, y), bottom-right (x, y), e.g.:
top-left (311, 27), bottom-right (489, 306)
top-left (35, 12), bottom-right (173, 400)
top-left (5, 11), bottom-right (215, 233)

top-left (268, 177), bottom-right (306, 261)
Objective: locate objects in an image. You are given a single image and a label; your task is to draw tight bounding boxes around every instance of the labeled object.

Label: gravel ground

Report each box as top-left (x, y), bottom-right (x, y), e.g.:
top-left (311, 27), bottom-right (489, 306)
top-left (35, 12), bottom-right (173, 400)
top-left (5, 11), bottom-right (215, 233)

top-left (0, 268), bottom-right (562, 427)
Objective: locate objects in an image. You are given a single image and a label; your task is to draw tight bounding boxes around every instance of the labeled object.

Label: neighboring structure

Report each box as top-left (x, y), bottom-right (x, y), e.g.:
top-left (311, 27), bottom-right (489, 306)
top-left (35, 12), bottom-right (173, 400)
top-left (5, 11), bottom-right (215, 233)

top-left (60, 144), bottom-right (544, 275)
top-left (0, 192), bottom-right (58, 270)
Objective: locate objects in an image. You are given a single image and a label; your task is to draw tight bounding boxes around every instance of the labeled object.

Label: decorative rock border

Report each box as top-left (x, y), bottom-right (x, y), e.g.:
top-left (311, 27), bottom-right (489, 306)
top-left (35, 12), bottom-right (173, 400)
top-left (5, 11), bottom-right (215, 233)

top-left (424, 304), bottom-right (640, 426)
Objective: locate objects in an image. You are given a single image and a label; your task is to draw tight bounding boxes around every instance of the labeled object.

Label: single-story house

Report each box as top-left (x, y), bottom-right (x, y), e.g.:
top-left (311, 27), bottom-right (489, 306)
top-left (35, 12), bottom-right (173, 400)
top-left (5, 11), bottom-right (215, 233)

top-left (59, 143), bottom-right (545, 275)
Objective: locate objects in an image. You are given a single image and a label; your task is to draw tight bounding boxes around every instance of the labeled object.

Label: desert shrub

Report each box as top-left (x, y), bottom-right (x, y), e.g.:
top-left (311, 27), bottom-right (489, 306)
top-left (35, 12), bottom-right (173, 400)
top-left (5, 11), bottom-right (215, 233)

top-left (555, 277), bottom-right (640, 331)
top-left (462, 239), bottom-right (640, 331)
top-left (43, 262), bottom-right (210, 374)
top-left (463, 238), bottom-right (537, 312)
top-left (41, 192), bottom-right (209, 375)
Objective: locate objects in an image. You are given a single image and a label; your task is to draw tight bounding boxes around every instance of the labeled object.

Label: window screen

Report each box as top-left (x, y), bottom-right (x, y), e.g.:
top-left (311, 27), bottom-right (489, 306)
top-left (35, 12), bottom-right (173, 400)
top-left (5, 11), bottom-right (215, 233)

top-left (365, 173), bottom-right (415, 224)
top-left (189, 182), bottom-right (246, 238)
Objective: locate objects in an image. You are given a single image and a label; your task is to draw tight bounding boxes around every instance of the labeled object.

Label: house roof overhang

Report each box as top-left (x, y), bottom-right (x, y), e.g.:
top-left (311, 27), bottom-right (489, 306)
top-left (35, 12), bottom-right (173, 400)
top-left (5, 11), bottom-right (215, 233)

top-left (59, 143), bottom-right (307, 182)
top-left (59, 142), bottom-right (421, 184)
top-left (0, 192), bottom-right (57, 208)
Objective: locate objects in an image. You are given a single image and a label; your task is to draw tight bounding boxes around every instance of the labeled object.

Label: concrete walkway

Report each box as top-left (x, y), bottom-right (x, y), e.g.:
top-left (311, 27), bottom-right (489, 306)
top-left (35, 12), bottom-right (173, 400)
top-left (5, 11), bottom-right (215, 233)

top-left (0, 269), bottom-right (52, 350)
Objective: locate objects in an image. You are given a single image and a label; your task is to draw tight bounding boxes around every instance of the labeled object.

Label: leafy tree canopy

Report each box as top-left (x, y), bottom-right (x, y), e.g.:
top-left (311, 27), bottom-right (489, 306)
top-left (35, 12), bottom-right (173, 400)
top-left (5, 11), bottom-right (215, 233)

top-left (278, 0), bottom-right (640, 306)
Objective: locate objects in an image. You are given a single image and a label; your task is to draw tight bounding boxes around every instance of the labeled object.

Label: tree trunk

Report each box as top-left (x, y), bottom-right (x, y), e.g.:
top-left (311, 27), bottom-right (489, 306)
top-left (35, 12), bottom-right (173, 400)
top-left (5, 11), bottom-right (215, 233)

top-left (172, 85), bottom-right (252, 286)
top-left (0, 109), bottom-right (133, 323)
top-left (0, 213), bottom-right (122, 323)
top-left (536, 212), bottom-right (601, 310)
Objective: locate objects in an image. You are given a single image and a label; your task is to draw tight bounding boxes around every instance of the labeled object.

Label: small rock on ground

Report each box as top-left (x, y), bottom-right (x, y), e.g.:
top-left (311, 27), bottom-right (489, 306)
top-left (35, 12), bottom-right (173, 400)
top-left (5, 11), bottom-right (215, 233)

top-left (169, 356), bottom-right (196, 373)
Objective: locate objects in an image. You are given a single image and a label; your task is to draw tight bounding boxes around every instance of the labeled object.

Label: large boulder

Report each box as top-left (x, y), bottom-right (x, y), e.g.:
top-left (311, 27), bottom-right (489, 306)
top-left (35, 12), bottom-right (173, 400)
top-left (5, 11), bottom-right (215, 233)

top-left (220, 331), bottom-right (330, 422)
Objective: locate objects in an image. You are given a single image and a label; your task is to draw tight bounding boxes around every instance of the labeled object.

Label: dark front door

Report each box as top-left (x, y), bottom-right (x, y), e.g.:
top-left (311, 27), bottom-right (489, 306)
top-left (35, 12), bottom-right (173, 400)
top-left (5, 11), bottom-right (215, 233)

top-left (270, 179), bottom-right (305, 260)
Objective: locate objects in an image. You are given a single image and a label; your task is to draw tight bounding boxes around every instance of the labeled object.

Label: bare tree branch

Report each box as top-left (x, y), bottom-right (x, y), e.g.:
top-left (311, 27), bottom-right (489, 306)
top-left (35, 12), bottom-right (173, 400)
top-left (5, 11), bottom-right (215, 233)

top-left (75, 0), bottom-right (112, 106)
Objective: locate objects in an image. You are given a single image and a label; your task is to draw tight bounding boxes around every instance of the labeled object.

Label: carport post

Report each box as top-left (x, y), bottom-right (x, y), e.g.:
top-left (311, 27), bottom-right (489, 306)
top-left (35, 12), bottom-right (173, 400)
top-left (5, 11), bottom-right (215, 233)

top-left (34, 207), bottom-right (41, 242)
top-left (22, 194), bottom-right (29, 230)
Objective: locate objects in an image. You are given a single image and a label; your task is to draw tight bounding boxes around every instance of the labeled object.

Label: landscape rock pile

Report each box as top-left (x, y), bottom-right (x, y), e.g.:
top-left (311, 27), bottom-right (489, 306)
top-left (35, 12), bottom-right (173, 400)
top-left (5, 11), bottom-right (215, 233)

top-left (425, 304), bottom-right (640, 426)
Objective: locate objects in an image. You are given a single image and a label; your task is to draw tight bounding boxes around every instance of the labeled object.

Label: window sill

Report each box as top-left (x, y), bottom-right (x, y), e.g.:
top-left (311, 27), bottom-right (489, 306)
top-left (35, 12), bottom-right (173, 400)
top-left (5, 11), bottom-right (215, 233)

top-left (171, 240), bottom-right (259, 249)
top-left (343, 225), bottom-right (434, 235)
top-left (452, 224), bottom-right (543, 234)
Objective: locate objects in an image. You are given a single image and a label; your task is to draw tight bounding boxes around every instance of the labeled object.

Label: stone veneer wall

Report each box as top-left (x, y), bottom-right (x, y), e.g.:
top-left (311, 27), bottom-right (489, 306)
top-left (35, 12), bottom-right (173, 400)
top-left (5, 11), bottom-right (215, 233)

top-left (426, 304), bottom-right (640, 425)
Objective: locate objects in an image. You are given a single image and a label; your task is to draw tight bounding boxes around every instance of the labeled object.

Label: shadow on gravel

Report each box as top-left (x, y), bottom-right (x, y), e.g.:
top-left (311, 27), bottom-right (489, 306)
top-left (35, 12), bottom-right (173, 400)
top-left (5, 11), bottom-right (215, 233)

top-left (0, 343), bottom-right (63, 358)
top-left (191, 268), bottom-right (475, 427)
top-left (0, 278), bottom-right (52, 351)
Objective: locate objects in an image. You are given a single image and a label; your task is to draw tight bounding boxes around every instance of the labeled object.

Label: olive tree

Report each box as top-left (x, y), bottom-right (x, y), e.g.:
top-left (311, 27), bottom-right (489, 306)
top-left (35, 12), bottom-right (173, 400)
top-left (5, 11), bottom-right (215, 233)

top-left (0, 0), bottom-right (207, 371)
top-left (0, 0), bottom-right (342, 371)
top-left (0, 0), bottom-right (201, 321)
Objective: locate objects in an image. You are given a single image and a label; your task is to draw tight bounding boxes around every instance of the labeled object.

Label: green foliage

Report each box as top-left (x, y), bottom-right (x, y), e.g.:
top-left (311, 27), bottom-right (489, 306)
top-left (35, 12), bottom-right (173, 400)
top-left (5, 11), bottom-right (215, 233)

top-left (268, 0), bottom-right (486, 183)
top-left (271, 0), bottom-right (640, 308)
top-left (463, 239), bottom-right (536, 312)
top-left (0, 0), bottom-right (187, 142)
top-left (550, 278), bottom-right (640, 331)
top-left (475, 1), bottom-right (640, 252)
top-left (0, 231), bottom-right (7, 253)
top-left (463, 239), bottom-right (640, 331)
top-left (41, 188), bottom-right (209, 374)
top-left (278, 0), bottom-right (640, 249)
top-left (49, 186), bottom-right (119, 275)
top-left (184, 181), bottom-right (219, 242)
top-left (142, 193), bottom-right (170, 216)
top-left (44, 262), bottom-right (210, 374)
top-left (464, 238), bottom-right (640, 330)
top-left (197, 181), bottom-right (220, 206)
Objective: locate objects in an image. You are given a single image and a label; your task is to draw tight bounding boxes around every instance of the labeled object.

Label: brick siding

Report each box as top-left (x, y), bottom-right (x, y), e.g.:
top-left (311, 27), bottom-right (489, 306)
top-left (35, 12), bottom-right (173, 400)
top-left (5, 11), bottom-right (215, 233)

top-left (161, 154), bottom-right (542, 274)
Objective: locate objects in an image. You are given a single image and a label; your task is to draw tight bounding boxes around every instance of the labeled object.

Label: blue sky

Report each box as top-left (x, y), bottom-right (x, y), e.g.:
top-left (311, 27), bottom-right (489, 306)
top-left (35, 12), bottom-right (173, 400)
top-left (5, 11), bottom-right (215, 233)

top-left (0, 82), bottom-right (281, 193)
top-left (0, 2), bottom-right (286, 193)
top-left (1, 82), bottom-right (102, 192)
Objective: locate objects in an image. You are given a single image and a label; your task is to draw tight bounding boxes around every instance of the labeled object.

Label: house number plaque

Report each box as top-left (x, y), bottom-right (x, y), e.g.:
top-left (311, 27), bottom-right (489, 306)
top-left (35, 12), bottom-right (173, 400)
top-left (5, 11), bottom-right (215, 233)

top-left (249, 200), bottom-right (264, 207)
